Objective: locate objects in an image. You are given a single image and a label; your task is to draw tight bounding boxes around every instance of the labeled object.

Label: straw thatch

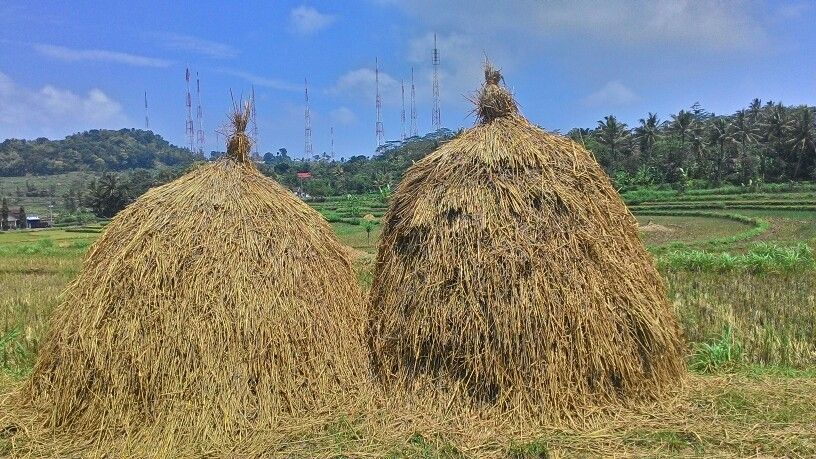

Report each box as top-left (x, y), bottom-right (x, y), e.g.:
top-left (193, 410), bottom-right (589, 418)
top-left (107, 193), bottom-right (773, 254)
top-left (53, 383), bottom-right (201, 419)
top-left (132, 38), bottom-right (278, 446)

top-left (4, 102), bottom-right (370, 451)
top-left (368, 64), bottom-right (685, 421)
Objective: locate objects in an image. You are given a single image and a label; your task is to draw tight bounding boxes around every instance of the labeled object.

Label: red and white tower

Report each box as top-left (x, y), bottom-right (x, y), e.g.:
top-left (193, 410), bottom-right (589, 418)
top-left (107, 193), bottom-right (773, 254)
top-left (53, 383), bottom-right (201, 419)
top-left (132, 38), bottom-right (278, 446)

top-left (185, 68), bottom-right (195, 152)
top-left (431, 33), bottom-right (441, 132)
top-left (410, 67), bottom-right (418, 137)
top-left (304, 79), bottom-right (314, 159)
top-left (144, 91), bottom-right (149, 130)
top-left (196, 72), bottom-right (205, 155)
top-left (251, 85), bottom-right (259, 159)
top-left (400, 79), bottom-right (406, 140)
top-left (375, 58), bottom-right (384, 147)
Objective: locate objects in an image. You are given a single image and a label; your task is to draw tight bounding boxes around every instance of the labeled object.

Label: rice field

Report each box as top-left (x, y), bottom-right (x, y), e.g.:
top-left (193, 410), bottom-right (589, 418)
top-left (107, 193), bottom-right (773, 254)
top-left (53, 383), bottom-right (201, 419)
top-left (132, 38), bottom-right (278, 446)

top-left (1, 192), bottom-right (815, 457)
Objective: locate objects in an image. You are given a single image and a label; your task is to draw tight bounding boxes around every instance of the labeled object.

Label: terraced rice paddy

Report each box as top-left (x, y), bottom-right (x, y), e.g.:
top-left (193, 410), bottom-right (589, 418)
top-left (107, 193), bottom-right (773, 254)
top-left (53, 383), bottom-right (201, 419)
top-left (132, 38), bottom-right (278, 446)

top-left (1, 186), bottom-right (814, 457)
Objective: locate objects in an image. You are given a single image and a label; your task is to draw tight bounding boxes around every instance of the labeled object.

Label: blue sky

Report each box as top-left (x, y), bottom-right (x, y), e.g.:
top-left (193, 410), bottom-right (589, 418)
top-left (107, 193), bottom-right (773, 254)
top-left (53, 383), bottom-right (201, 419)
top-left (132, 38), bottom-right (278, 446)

top-left (1, 1), bottom-right (815, 159)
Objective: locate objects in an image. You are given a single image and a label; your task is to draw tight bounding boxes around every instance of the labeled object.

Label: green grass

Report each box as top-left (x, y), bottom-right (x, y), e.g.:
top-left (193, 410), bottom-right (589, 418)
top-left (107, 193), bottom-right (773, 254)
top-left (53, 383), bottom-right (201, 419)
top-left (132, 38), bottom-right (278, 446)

top-left (658, 242), bottom-right (814, 273)
top-left (1, 191), bottom-right (816, 456)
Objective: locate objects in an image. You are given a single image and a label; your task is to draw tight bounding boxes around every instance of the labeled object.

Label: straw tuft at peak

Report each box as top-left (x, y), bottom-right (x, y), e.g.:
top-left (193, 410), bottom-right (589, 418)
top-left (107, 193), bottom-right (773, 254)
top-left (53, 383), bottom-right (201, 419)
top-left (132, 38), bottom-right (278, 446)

top-left (476, 63), bottom-right (518, 123)
top-left (226, 100), bottom-right (253, 164)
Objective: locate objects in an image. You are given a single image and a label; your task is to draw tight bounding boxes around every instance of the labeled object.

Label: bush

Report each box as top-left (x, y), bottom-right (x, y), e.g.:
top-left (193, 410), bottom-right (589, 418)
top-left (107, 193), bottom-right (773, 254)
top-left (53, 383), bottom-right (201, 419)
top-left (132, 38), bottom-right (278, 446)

top-left (689, 325), bottom-right (743, 374)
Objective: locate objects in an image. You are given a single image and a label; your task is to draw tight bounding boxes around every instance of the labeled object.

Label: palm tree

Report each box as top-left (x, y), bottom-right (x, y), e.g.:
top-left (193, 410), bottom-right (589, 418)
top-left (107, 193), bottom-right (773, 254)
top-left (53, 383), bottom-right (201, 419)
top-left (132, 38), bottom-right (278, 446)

top-left (689, 124), bottom-right (707, 179)
top-left (567, 127), bottom-right (592, 146)
top-left (788, 108), bottom-right (815, 179)
top-left (635, 113), bottom-right (661, 166)
top-left (707, 118), bottom-right (731, 185)
top-left (748, 98), bottom-right (762, 125)
top-left (729, 110), bottom-right (760, 183)
top-left (595, 115), bottom-right (629, 168)
top-left (760, 103), bottom-right (790, 180)
top-left (670, 110), bottom-right (695, 151)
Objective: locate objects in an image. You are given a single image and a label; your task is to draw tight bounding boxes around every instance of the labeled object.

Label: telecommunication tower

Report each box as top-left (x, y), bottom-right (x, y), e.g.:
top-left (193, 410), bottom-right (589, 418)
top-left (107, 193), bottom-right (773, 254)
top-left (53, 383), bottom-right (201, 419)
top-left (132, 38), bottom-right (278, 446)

top-left (431, 33), bottom-right (441, 132)
top-left (304, 79), bottom-right (314, 159)
top-left (144, 91), bottom-right (149, 130)
top-left (330, 126), bottom-right (335, 160)
top-left (410, 67), bottom-right (418, 136)
top-left (196, 73), bottom-right (205, 155)
top-left (375, 58), bottom-right (384, 147)
top-left (400, 79), bottom-right (406, 140)
top-left (185, 68), bottom-right (195, 152)
top-left (251, 85), bottom-right (259, 159)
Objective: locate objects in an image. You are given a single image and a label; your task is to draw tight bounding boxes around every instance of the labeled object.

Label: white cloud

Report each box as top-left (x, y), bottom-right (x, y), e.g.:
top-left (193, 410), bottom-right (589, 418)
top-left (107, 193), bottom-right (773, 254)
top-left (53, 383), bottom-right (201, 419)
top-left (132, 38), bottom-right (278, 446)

top-left (33, 44), bottom-right (172, 67)
top-left (331, 67), bottom-right (400, 104)
top-left (0, 71), bottom-right (128, 140)
top-left (582, 81), bottom-right (639, 107)
top-left (215, 68), bottom-right (300, 92)
top-left (153, 33), bottom-right (238, 59)
top-left (384, 0), bottom-right (767, 52)
top-left (289, 6), bottom-right (335, 35)
top-left (330, 107), bottom-right (356, 125)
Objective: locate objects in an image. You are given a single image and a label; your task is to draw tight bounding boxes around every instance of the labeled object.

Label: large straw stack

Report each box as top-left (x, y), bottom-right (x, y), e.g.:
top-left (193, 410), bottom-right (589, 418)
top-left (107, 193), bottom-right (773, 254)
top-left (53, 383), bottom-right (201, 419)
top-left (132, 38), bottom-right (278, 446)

top-left (369, 65), bottom-right (685, 421)
top-left (3, 103), bottom-right (369, 452)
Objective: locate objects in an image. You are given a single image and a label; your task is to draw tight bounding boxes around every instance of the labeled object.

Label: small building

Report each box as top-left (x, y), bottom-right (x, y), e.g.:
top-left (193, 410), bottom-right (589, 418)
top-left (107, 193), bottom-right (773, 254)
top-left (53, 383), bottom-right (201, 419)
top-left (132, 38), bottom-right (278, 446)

top-left (27, 216), bottom-right (48, 229)
top-left (4, 215), bottom-right (19, 230)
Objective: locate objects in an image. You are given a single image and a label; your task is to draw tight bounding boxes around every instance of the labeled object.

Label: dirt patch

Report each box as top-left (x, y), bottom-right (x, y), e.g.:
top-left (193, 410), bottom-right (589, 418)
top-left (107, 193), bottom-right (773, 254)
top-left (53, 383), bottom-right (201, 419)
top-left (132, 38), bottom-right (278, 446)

top-left (343, 245), bottom-right (373, 262)
top-left (639, 222), bottom-right (675, 233)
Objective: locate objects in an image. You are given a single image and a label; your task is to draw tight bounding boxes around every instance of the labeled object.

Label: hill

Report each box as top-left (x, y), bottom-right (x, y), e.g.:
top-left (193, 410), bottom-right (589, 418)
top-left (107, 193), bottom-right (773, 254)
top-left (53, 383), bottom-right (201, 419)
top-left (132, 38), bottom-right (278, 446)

top-left (0, 129), bottom-right (202, 176)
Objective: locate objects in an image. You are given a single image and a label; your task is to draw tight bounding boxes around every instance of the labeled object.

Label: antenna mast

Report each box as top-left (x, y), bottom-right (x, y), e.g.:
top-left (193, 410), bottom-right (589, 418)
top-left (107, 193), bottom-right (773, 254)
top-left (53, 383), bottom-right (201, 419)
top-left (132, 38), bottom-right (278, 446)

top-left (251, 85), bottom-right (259, 159)
top-left (185, 67), bottom-right (195, 152)
top-left (144, 91), bottom-right (149, 130)
top-left (400, 79), bottom-right (406, 140)
top-left (375, 58), bottom-right (384, 147)
top-left (410, 67), bottom-right (418, 137)
top-left (330, 126), bottom-right (335, 160)
top-left (196, 72), bottom-right (205, 155)
top-left (304, 79), bottom-right (313, 159)
top-left (431, 33), bottom-right (441, 132)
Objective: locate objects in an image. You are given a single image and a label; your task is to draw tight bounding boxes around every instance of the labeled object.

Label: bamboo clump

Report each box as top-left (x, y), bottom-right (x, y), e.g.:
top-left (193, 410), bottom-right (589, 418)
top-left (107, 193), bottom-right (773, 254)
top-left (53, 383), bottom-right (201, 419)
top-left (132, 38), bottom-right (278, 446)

top-left (368, 64), bottom-right (686, 422)
top-left (1, 102), bottom-right (371, 454)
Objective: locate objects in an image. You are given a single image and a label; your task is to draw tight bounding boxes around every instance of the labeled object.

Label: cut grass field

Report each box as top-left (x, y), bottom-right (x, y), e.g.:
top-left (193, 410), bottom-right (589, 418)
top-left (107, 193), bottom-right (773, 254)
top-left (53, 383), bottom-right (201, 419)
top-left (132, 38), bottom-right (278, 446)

top-left (1, 192), bottom-right (815, 457)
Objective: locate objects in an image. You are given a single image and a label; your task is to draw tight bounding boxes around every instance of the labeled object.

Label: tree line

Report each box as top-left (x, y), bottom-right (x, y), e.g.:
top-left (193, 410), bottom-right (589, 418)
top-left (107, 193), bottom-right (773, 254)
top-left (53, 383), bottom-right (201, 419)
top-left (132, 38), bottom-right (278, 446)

top-left (0, 129), bottom-right (201, 176)
top-left (1, 99), bottom-right (814, 221)
top-left (575, 100), bottom-right (815, 191)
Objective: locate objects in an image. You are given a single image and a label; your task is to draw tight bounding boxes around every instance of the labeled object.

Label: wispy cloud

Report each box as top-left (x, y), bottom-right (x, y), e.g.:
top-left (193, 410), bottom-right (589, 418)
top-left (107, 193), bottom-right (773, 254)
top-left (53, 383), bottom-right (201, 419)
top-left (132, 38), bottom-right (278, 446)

top-left (216, 68), bottom-right (300, 92)
top-left (0, 71), bottom-right (128, 140)
top-left (330, 107), bottom-right (357, 125)
top-left (289, 6), bottom-right (336, 35)
top-left (153, 33), bottom-right (238, 59)
top-left (331, 67), bottom-right (400, 105)
top-left (33, 44), bottom-right (172, 67)
top-left (384, 0), bottom-right (768, 52)
top-left (582, 81), bottom-right (639, 107)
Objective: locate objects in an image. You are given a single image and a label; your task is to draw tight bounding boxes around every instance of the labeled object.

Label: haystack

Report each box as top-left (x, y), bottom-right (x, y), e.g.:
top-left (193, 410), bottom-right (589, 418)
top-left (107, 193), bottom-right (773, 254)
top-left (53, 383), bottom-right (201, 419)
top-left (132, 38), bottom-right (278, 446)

top-left (368, 65), bottom-right (685, 421)
top-left (5, 103), bottom-right (370, 449)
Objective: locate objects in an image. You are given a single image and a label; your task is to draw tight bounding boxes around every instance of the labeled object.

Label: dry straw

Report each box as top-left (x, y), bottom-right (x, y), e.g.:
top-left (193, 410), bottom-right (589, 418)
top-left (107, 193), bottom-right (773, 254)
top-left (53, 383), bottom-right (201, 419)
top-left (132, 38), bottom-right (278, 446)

top-left (368, 63), bottom-right (686, 422)
top-left (1, 101), bottom-right (371, 454)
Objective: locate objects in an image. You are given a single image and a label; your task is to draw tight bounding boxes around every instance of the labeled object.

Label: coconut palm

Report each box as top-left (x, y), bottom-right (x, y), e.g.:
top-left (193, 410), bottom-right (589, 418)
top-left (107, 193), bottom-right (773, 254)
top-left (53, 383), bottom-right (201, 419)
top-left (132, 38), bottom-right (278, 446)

top-left (670, 110), bottom-right (695, 151)
top-left (567, 127), bottom-right (592, 146)
top-left (748, 98), bottom-right (763, 125)
top-left (761, 103), bottom-right (790, 179)
top-left (689, 124), bottom-right (707, 179)
top-left (635, 113), bottom-right (661, 166)
top-left (707, 118), bottom-right (732, 185)
top-left (596, 115), bottom-right (629, 167)
top-left (729, 110), bottom-right (761, 182)
top-left (788, 108), bottom-right (816, 179)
